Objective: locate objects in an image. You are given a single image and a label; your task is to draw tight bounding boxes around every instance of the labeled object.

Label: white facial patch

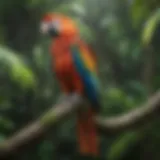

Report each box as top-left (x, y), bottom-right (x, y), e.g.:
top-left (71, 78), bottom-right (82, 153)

top-left (40, 19), bottom-right (61, 35)
top-left (40, 22), bottom-right (49, 34)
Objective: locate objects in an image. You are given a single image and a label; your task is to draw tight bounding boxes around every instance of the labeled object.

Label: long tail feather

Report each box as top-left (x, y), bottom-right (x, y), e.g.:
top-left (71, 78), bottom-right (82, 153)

top-left (77, 107), bottom-right (99, 157)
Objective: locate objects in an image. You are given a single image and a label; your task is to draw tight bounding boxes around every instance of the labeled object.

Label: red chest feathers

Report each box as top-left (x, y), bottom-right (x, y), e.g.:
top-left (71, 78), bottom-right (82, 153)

top-left (50, 37), bottom-right (84, 94)
top-left (50, 38), bottom-right (74, 75)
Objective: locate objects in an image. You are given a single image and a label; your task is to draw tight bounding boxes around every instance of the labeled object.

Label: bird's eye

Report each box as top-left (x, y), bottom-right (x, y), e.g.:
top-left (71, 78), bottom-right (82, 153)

top-left (51, 19), bottom-right (61, 31)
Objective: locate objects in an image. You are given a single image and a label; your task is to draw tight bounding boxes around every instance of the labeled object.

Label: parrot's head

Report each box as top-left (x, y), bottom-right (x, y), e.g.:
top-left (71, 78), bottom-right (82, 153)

top-left (40, 13), bottom-right (79, 38)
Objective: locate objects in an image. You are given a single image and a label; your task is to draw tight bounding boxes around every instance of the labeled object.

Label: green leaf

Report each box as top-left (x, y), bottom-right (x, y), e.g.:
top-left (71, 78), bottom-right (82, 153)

top-left (71, 2), bottom-right (86, 17)
top-left (38, 140), bottom-right (54, 160)
top-left (0, 97), bottom-right (11, 110)
top-left (0, 45), bottom-right (36, 89)
top-left (27, 0), bottom-right (44, 8)
top-left (106, 88), bottom-right (126, 102)
top-left (142, 8), bottom-right (160, 46)
top-left (0, 134), bottom-right (6, 142)
top-left (108, 132), bottom-right (142, 160)
top-left (73, 19), bottom-right (95, 42)
top-left (0, 116), bottom-right (14, 130)
top-left (131, 0), bottom-right (150, 28)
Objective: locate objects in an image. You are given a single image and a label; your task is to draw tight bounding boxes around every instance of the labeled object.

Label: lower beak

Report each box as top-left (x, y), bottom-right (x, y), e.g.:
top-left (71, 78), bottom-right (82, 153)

top-left (48, 28), bottom-right (59, 37)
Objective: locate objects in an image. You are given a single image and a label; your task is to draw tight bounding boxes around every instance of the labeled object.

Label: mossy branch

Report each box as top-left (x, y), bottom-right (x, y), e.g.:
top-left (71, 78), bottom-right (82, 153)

top-left (1, 91), bottom-right (160, 159)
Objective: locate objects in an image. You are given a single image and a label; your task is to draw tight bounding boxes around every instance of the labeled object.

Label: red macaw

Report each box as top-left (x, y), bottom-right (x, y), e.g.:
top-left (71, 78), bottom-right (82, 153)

top-left (40, 13), bottom-right (101, 157)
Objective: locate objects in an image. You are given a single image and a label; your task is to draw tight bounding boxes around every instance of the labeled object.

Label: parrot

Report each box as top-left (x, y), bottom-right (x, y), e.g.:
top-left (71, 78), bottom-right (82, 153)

top-left (40, 13), bottom-right (101, 158)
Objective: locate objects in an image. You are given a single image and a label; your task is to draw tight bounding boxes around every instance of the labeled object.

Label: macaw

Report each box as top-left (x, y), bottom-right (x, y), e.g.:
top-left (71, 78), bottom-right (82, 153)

top-left (40, 13), bottom-right (101, 157)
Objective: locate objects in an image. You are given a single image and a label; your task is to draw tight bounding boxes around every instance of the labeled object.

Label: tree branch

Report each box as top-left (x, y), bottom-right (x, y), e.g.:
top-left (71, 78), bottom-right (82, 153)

top-left (97, 90), bottom-right (160, 134)
top-left (1, 91), bottom-right (160, 159)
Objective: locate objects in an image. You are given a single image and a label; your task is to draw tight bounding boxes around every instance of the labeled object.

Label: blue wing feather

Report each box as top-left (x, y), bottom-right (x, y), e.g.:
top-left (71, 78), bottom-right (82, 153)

top-left (71, 45), bottom-right (100, 110)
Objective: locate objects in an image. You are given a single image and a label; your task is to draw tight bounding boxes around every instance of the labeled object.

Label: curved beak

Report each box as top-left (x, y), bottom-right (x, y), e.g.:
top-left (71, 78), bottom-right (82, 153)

top-left (40, 22), bottom-right (60, 38)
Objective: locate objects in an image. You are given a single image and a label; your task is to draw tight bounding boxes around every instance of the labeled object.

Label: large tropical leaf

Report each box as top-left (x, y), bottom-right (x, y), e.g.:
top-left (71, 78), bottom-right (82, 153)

top-left (108, 131), bottom-right (142, 160)
top-left (142, 8), bottom-right (160, 46)
top-left (0, 45), bottom-right (36, 89)
top-left (130, 0), bottom-right (150, 28)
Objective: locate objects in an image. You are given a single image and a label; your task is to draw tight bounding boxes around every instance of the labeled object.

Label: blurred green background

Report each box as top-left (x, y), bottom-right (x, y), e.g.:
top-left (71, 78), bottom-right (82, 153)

top-left (0, 0), bottom-right (160, 159)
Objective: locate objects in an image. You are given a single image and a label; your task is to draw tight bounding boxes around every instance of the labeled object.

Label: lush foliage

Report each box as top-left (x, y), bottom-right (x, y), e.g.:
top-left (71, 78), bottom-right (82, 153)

top-left (0, 0), bottom-right (160, 159)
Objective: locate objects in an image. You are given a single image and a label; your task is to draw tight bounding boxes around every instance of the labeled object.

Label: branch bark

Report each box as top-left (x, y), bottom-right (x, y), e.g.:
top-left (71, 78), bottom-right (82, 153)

top-left (1, 91), bottom-right (160, 159)
top-left (97, 90), bottom-right (160, 133)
